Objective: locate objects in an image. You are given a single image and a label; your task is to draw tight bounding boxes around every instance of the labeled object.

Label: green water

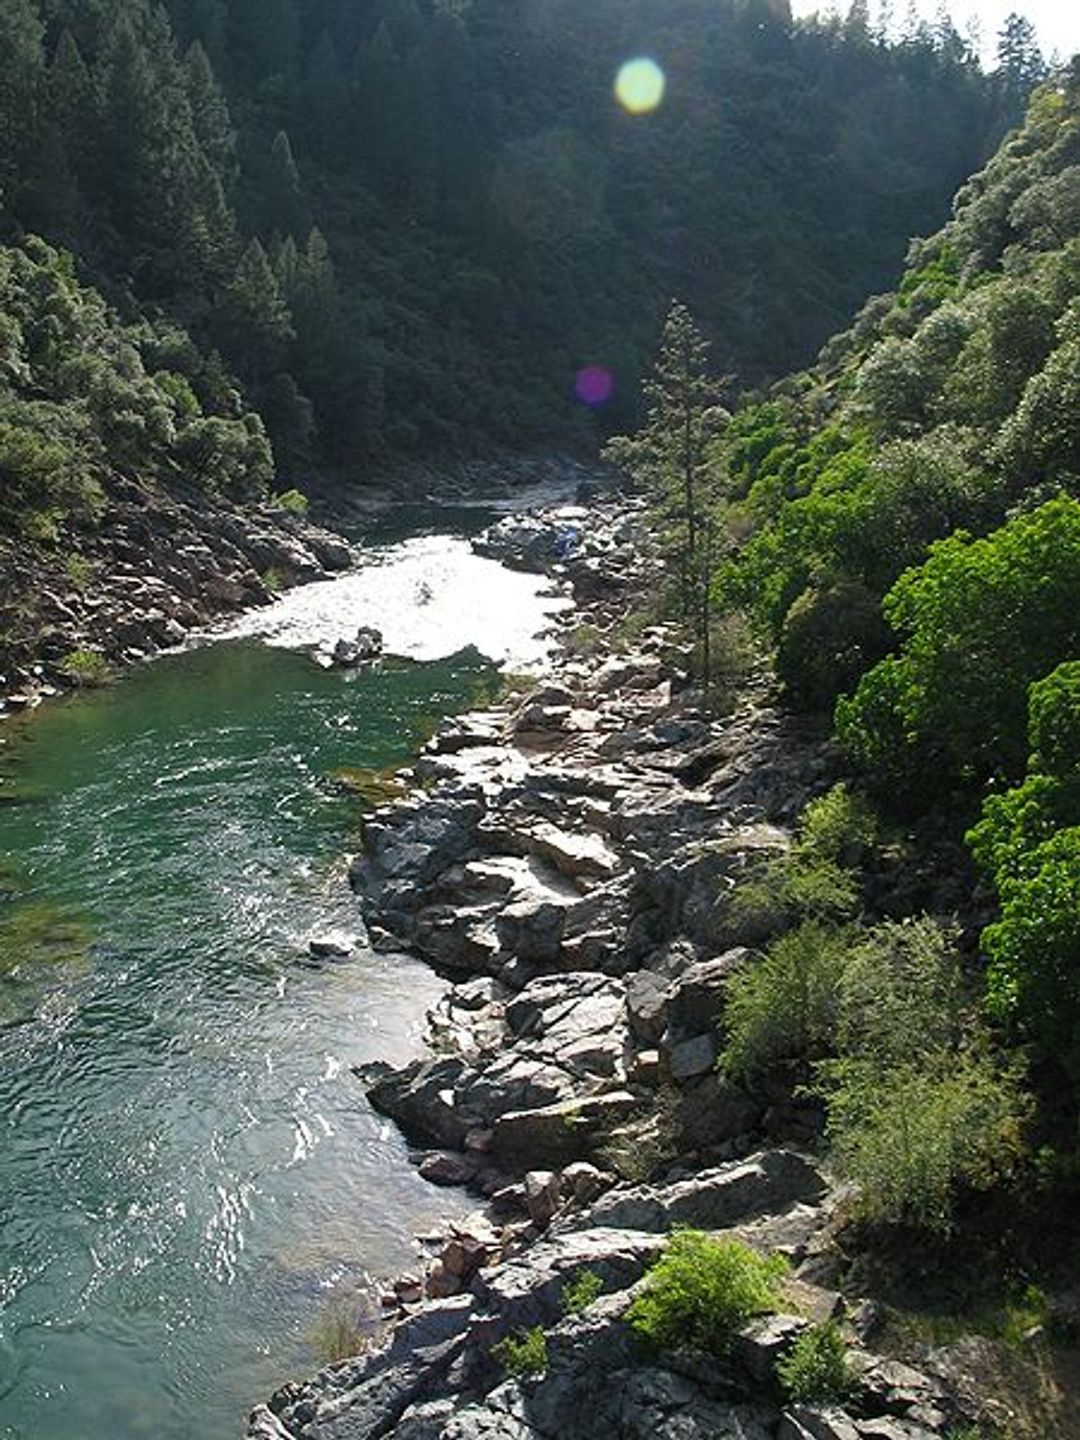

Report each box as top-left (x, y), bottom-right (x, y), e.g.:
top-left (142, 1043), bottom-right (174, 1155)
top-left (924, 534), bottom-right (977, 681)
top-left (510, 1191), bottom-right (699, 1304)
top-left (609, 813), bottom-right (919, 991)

top-left (0, 517), bottom-right (567, 1439)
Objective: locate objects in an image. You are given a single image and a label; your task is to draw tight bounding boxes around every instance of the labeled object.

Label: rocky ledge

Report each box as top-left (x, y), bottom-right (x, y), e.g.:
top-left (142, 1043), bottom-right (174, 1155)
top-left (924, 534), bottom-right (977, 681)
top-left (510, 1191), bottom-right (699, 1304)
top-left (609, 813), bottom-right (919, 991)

top-left (0, 477), bottom-right (355, 711)
top-left (248, 499), bottom-right (998, 1440)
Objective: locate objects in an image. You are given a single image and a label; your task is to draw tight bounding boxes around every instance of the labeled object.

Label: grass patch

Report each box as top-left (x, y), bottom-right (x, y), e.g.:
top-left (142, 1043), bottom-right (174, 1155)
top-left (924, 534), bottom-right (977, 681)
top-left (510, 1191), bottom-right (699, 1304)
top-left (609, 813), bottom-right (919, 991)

top-left (628, 1232), bottom-right (789, 1356)
top-left (308, 1290), bottom-right (380, 1365)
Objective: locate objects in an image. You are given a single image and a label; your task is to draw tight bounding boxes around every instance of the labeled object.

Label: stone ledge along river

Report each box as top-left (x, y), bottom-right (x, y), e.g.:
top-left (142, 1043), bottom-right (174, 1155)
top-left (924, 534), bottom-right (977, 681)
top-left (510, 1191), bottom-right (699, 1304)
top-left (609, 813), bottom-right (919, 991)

top-left (0, 500), bottom-right (572, 1440)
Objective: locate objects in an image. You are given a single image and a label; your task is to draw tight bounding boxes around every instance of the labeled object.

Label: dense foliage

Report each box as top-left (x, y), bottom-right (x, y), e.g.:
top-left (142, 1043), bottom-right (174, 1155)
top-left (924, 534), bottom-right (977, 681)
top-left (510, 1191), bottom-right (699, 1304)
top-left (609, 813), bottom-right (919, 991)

top-left (714, 67), bottom-right (1080, 724)
top-left (968, 664), bottom-right (1080, 1082)
top-left (0, 0), bottom-right (1033, 483)
top-left (0, 234), bottom-right (271, 548)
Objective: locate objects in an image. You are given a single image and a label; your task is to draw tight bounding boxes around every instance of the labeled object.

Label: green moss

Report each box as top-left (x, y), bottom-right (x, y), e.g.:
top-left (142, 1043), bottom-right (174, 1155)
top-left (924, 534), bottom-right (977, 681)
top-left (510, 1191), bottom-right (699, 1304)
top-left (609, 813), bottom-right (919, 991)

top-left (327, 765), bottom-right (410, 807)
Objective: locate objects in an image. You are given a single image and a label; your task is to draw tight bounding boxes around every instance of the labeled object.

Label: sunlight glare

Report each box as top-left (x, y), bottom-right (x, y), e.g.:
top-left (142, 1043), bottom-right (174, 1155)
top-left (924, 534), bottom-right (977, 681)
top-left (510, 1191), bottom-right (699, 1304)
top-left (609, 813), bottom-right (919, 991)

top-left (615, 57), bottom-right (666, 116)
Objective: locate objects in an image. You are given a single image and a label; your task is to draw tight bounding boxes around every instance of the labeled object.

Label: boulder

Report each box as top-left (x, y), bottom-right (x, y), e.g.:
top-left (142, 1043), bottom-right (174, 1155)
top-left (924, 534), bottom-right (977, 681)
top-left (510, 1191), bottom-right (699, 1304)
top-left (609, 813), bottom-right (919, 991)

top-left (665, 949), bottom-right (752, 1041)
top-left (307, 930), bottom-right (359, 959)
top-left (524, 1170), bottom-right (562, 1227)
top-left (573, 1150), bottom-right (827, 1234)
top-left (419, 1152), bottom-right (479, 1187)
top-left (665, 1033), bottom-right (717, 1082)
top-left (332, 625), bottom-right (383, 667)
top-left (492, 1092), bottom-right (641, 1167)
top-left (779, 1410), bottom-right (863, 1440)
top-left (362, 1057), bottom-right (478, 1149)
top-left (246, 1406), bottom-right (293, 1439)
top-left (625, 970), bottom-right (671, 1043)
top-left (495, 895), bottom-right (566, 964)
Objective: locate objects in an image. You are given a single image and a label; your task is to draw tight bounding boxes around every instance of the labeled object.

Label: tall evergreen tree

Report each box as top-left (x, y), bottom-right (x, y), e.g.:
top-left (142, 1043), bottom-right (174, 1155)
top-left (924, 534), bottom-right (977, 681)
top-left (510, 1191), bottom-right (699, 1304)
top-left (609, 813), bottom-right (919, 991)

top-left (0, 0), bottom-right (46, 225)
top-left (265, 130), bottom-right (311, 241)
top-left (220, 237), bottom-right (294, 378)
top-left (605, 301), bottom-right (730, 679)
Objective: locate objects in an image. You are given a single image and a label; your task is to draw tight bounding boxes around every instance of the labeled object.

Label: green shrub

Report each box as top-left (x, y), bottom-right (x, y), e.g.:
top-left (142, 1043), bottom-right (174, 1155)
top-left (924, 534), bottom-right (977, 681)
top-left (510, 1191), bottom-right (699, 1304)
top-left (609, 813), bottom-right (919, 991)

top-left (781, 855), bottom-right (860, 920)
top-left (492, 1326), bottom-right (548, 1377)
top-left (63, 553), bottom-right (94, 589)
top-left (776, 1321), bottom-right (850, 1403)
top-left (777, 580), bottom-right (892, 713)
top-left (561, 1268), bottom-right (603, 1316)
top-left (722, 922), bottom-right (852, 1080)
top-left (627, 1232), bottom-right (789, 1355)
top-left (836, 918), bottom-right (966, 1069)
top-left (797, 784), bottom-right (880, 865)
top-left (818, 1049), bottom-right (1029, 1232)
top-left (273, 486), bottom-right (309, 515)
top-left (58, 648), bottom-right (113, 687)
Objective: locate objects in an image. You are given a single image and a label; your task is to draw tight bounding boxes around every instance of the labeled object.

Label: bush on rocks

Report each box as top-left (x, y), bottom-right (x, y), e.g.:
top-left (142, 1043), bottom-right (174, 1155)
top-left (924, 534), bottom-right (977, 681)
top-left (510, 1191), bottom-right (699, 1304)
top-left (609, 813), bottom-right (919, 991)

top-left (776, 1320), bottom-right (850, 1403)
top-left (627, 1232), bottom-right (789, 1356)
top-left (722, 922), bottom-right (853, 1081)
top-left (492, 1325), bottom-right (548, 1378)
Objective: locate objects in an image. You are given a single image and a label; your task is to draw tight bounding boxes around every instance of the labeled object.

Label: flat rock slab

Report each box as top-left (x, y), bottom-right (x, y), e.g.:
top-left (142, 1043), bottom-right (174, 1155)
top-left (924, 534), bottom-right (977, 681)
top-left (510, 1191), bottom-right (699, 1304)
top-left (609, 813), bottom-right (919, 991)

top-left (570, 1150), bottom-right (827, 1233)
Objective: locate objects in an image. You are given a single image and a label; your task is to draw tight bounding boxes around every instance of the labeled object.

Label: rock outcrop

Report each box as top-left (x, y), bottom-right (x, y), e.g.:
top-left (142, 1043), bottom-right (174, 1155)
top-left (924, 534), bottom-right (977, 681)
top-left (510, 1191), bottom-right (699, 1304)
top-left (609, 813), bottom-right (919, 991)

top-left (247, 496), bottom-right (985, 1440)
top-left (0, 481), bottom-right (356, 710)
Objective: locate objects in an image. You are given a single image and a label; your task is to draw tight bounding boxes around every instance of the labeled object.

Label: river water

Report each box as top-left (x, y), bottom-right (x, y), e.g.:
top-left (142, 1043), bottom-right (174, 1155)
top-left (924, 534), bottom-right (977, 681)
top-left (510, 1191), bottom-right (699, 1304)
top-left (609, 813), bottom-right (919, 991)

top-left (0, 503), bottom-right (571, 1439)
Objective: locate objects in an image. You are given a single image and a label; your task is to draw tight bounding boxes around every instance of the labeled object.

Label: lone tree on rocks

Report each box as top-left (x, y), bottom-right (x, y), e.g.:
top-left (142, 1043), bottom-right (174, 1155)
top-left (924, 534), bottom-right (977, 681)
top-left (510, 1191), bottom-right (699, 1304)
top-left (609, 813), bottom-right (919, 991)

top-left (606, 300), bottom-right (730, 682)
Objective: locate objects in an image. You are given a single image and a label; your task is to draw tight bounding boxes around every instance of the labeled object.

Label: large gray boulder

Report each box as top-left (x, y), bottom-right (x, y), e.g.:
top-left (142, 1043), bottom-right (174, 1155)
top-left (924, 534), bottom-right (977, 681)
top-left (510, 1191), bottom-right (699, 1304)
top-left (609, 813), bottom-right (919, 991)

top-left (569, 1150), bottom-right (827, 1234)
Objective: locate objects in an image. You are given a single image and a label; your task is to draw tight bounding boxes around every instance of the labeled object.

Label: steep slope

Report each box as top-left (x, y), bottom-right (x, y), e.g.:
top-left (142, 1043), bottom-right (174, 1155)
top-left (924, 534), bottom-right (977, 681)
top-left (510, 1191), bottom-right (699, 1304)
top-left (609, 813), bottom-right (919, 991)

top-left (1, 0), bottom-right (1032, 477)
top-left (0, 236), bottom-right (349, 700)
top-left (717, 58), bottom-right (1080, 736)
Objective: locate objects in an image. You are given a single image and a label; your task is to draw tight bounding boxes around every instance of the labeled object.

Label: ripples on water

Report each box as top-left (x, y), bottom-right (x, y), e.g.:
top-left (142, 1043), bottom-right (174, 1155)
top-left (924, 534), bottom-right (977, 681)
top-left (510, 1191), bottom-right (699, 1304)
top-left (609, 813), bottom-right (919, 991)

top-left (0, 527), bottom-right (568, 1439)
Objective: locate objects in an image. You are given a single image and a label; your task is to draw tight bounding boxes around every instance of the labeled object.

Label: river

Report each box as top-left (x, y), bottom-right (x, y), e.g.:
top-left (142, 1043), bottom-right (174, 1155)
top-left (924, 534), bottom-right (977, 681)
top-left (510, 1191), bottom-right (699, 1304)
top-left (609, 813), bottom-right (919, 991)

top-left (0, 501), bottom-right (571, 1439)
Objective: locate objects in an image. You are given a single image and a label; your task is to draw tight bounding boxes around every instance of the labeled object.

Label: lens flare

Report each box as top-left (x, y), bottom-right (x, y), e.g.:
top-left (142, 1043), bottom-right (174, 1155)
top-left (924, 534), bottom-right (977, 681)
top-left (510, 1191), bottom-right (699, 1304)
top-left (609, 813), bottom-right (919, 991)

top-left (615, 57), bottom-right (666, 115)
top-left (575, 366), bottom-right (615, 408)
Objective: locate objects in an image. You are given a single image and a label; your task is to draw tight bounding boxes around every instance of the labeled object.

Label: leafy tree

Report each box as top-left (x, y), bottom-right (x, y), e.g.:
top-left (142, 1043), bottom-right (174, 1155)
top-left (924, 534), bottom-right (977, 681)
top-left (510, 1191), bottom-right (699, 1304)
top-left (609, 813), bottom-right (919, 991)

top-left (968, 664), bottom-right (1080, 1085)
top-left (836, 498), bottom-right (1080, 803)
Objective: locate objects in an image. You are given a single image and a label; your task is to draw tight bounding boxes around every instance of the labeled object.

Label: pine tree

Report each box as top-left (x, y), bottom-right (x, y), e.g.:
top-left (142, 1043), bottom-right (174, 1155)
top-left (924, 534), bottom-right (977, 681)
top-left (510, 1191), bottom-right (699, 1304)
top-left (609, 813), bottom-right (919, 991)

top-left (266, 131), bottom-right (311, 241)
top-left (221, 237), bottom-right (294, 378)
top-left (0, 0), bottom-right (46, 220)
top-left (184, 40), bottom-right (237, 187)
top-left (605, 301), bottom-right (730, 681)
top-left (997, 13), bottom-right (1045, 102)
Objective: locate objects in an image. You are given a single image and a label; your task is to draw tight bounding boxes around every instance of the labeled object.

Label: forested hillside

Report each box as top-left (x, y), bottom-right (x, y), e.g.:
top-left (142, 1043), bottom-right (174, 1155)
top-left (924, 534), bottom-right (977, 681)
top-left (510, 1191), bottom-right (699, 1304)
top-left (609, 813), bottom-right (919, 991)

top-left (0, 0), bottom-right (1038, 482)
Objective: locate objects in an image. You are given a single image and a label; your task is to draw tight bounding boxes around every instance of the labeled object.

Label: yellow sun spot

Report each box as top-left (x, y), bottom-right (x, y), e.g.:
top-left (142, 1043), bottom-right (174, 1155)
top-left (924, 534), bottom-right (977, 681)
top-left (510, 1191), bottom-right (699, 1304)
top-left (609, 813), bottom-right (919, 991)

top-left (615, 57), bottom-right (666, 116)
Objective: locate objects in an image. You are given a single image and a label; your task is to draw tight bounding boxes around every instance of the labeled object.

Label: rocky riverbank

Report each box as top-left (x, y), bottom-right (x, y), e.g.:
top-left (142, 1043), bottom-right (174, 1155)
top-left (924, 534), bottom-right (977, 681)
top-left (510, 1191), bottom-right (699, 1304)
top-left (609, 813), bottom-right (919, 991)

top-left (0, 476), bottom-right (356, 712)
top-left (247, 499), bottom-right (1009, 1439)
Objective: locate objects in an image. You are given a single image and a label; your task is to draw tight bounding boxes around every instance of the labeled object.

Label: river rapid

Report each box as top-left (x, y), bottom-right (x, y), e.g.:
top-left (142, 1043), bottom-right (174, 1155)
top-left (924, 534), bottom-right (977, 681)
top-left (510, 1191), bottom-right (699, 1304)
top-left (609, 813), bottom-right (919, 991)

top-left (0, 501), bottom-right (572, 1440)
